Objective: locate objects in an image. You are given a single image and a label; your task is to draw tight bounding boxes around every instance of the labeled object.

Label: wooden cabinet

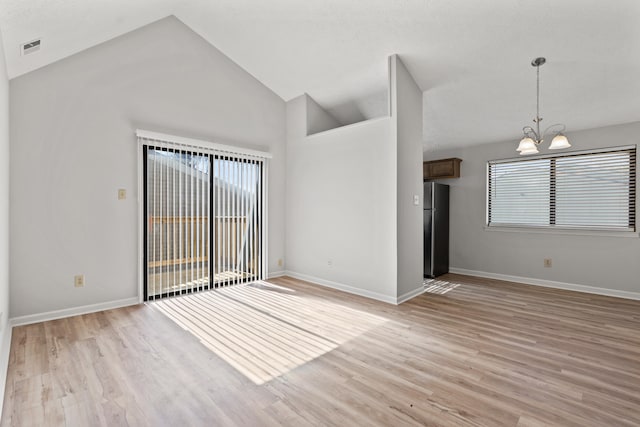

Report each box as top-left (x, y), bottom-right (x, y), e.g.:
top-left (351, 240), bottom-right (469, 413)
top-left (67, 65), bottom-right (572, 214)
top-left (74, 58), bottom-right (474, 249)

top-left (423, 158), bottom-right (462, 179)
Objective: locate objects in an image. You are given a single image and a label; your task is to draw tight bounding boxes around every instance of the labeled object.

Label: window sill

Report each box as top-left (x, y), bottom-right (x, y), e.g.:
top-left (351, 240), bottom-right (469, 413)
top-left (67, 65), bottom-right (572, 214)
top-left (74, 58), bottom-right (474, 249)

top-left (484, 225), bottom-right (639, 238)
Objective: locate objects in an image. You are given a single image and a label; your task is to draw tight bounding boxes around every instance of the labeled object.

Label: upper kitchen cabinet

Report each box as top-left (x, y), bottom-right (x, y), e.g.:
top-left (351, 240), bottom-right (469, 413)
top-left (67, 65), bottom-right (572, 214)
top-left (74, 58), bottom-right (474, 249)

top-left (423, 158), bottom-right (462, 180)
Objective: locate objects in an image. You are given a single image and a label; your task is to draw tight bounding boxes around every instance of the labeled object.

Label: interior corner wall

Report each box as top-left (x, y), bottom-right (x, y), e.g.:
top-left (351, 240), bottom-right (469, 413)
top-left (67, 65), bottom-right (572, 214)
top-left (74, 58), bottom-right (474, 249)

top-left (391, 55), bottom-right (424, 299)
top-left (285, 94), bottom-right (397, 302)
top-left (0, 26), bottom-right (11, 416)
top-left (9, 16), bottom-right (286, 318)
top-left (424, 121), bottom-right (640, 294)
top-left (306, 95), bottom-right (342, 136)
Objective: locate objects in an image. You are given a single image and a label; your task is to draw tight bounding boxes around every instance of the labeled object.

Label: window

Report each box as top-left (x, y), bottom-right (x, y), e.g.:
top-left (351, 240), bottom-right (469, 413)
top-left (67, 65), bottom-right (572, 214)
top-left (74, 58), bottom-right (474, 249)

top-left (138, 131), bottom-right (269, 301)
top-left (487, 146), bottom-right (636, 232)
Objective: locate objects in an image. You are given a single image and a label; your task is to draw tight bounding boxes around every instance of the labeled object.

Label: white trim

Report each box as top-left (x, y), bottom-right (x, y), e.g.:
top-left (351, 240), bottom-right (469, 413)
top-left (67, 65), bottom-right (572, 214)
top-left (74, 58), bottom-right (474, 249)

top-left (396, 286), bottom-right (426, 304)
top-left (137, 140), bottom-right (144, 303)
top-left (284, 270), bottom-right (397, 304)
top-left (304, 116), bottom-right (390, 140)
top-left (484, 225), bottom-right (639, 238)
top-left (449, 268), bottom-right (640, 301)
top-left (10, 297), bottom-right (140, 327)
top-left (0, 324), bottom-right (13, 418)
top-left (262, 160), bottom-right (269, 280)
top-left (136, 129), bottom-right (272, 159)
top-left (489, 144), bottom-right (636, 164)
top-left (388, 54), bottom-right (395, 118)
top-left (268, 270), bottom-right (286, 279)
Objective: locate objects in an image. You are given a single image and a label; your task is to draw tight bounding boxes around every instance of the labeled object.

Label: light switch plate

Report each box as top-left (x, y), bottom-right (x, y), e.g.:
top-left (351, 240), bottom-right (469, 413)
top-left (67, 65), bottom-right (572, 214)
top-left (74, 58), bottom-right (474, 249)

top-left (118, 189), bottom-right (126, 200)
top-left (413, 195), bottom-right (420, 206)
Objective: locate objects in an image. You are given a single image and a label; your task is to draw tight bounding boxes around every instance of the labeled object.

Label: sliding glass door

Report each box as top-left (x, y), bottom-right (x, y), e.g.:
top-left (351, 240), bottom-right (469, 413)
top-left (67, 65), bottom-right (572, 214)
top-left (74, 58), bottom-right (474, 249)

top-left (143, 145), bottom-right (264, 301)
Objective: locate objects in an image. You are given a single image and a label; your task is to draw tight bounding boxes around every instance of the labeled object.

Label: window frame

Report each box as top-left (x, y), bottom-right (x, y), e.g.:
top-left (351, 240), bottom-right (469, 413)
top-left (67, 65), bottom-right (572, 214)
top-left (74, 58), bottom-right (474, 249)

top-left (486, 145), bottom-right (637, 235)
top-left (136, 129), bottom-right (271, 303)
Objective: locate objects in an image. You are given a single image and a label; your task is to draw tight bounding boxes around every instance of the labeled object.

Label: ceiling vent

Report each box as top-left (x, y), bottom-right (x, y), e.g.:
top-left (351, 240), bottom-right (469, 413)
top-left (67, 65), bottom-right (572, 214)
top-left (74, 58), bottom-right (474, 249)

top-left (21, 39), bottom-right (41, 56)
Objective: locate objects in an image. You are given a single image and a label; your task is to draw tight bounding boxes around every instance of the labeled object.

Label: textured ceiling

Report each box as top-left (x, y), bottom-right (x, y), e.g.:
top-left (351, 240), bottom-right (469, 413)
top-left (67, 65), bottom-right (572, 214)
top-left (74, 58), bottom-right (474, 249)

top-left (1, 0), bottom-right (639, 150)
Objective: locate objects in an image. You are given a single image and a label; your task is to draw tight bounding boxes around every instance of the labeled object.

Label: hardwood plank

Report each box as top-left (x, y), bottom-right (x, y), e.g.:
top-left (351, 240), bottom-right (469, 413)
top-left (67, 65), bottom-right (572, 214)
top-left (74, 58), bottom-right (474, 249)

top-left (2, 273), bottom-right (639, 426)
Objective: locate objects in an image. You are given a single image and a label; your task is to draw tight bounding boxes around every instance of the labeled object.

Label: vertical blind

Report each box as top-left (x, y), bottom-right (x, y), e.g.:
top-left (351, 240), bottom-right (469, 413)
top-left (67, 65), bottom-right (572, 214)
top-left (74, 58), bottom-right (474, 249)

top-left (139, 132), bottom-right (269, 301)
top-left (488, 146), bottom-right (636, 231)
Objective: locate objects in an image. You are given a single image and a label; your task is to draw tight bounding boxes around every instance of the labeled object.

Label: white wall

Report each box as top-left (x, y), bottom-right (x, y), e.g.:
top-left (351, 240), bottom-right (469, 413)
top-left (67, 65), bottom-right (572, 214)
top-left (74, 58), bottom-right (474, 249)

top-left (285, 57), bottom-right (425, 303)
top-left (9, 16), bottom-right (286, 318)
top-left (306, 95), bottom-right (341, 136)
top-left (391, 55), bottom-right (423, 298)
top-left (424, 121), bottom-right (640, 294)
top-left (0, 26), bottom-right (11, 414)
top-left (286, 94), bottom-right (398, 301)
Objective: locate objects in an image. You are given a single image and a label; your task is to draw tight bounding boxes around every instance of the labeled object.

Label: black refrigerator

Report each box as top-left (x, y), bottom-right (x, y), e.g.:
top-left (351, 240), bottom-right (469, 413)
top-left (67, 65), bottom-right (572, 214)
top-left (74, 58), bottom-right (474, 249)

top-left (424, 182), bottom-right (450, 278)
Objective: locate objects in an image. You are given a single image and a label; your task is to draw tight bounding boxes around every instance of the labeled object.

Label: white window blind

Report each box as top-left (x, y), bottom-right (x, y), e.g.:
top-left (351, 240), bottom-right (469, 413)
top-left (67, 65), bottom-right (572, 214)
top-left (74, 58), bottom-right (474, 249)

top-left (488, 146), bottom-right (636, 231)
top-left (137, 130), bottom-right (269, 301)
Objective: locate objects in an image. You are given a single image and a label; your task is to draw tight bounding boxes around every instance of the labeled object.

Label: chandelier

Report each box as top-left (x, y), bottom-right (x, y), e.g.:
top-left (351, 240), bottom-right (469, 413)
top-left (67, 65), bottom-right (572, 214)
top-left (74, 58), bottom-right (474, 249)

top-left (516, 57), bottom-right (571, 155)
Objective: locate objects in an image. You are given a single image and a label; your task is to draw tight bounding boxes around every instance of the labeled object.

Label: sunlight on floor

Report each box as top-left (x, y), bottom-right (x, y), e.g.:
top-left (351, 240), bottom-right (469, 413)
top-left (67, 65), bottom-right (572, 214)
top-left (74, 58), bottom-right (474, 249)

top-left (147, 269), bottom-right (253, 297)
top-left (423, 278), bottom-right (460, 294)
top-left (150, 281), bottom-right (388, 385)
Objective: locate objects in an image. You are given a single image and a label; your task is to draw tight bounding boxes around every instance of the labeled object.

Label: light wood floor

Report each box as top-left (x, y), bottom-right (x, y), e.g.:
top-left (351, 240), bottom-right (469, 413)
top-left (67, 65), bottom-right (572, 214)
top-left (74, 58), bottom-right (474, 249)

top-left (2, 274), bottom-right (640, 426)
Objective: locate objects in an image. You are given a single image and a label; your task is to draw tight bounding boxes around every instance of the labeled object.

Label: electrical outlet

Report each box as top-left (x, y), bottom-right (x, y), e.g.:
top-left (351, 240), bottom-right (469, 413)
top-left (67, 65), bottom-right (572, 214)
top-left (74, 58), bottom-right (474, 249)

top-left (74, 275), bottom-right (85, 287)
top-left (544, 258), bottom-right (552, 268)
top-left (118, 189), bottom-right (126, 200)
top-left (277, 259), bottom-right (283, 267)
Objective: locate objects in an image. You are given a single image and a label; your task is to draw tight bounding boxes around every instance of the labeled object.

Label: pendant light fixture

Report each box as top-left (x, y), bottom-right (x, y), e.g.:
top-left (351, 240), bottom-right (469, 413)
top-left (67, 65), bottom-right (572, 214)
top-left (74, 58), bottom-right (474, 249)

top-left (516, 57), bottom-right (571, 155)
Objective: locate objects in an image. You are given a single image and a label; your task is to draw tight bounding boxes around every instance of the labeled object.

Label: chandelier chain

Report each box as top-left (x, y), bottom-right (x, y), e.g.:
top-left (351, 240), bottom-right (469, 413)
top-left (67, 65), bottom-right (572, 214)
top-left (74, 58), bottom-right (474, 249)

top-left (535, 63), bottom-right (541, 138)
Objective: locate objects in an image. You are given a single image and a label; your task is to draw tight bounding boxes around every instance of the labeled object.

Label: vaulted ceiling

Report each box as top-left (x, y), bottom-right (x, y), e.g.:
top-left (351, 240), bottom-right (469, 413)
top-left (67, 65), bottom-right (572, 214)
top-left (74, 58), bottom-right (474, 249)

top-left (1, 0), bottom-right (639, 150)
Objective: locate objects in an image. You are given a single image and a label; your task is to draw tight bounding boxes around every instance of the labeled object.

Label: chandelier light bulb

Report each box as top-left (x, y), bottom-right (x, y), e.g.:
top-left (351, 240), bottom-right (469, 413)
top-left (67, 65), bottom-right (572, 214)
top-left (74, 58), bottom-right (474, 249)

top-left (519, 146), bottom-right (540, 155)
top-left (549, 133), bottom-right (571, 150)
top-left (517, 137), bottom-right (537, 152)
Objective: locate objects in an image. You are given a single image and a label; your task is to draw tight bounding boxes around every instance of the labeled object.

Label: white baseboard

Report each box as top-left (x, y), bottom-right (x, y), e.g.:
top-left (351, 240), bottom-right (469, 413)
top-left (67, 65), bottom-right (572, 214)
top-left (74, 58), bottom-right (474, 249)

top-left (10, 297), bottom-right (140, 327)
top-left (396, 286), bottom-right (426, 304)
top-left (449, 268), bottom-right (640, 301)
top-left (283, 270), bottom-right (398, 304)
top-left (268, 270), bottom-right (286, 279)
top-left (0, 324), bottom-right (12, 418)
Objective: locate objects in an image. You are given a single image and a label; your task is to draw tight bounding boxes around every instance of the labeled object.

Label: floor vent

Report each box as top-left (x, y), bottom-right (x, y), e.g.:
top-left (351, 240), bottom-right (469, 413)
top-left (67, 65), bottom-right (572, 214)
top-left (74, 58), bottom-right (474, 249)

top-left (21, 39), bottom-right (41, 55)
